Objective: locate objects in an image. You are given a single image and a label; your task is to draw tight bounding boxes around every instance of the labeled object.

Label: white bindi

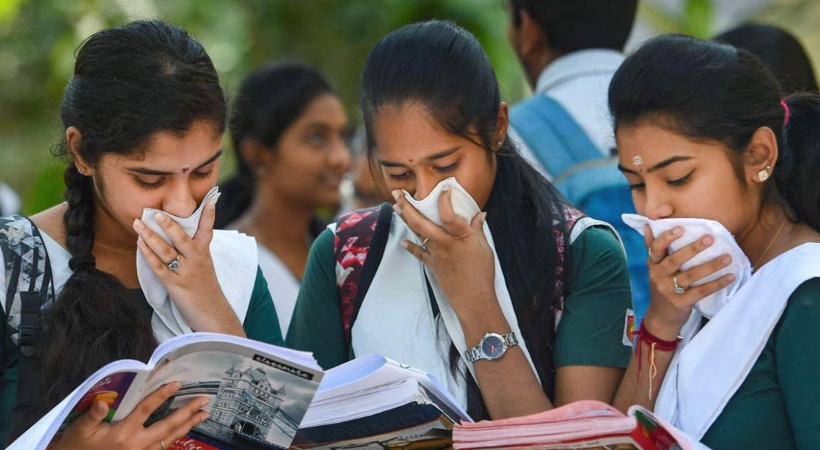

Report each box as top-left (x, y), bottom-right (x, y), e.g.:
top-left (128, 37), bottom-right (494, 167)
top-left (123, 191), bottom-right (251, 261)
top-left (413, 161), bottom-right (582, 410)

top-left (632, 155), bottom-right (643, 166)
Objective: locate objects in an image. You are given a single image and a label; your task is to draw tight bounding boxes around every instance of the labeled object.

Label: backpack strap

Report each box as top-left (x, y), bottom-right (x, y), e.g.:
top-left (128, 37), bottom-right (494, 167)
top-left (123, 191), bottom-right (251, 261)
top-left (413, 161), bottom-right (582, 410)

top-left (334, 203), bottom-right (393, 353)
top-left (0, 215), bottom-right (55, 444)
top-left (0, 216), bottom-right (54, 350)
top-left (510, 95), bottom-right (602, 177)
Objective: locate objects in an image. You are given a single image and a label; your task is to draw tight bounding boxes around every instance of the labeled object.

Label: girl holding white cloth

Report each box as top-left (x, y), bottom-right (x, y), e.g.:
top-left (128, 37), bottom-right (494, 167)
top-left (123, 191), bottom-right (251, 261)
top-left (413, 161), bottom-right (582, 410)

top-left (610, 34), bottom-right (820, 449)
top-left (0, 20), bottom-right (283, 449)
top-left (288, 21), bottom-right (633, 421)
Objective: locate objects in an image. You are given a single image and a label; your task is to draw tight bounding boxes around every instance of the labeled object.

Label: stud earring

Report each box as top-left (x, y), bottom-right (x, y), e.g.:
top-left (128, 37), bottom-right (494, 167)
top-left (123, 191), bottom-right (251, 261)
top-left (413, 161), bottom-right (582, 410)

top-left (758, 165), bottom-right (771, 182)
top-left (77, 167), bottom-right (85, 175)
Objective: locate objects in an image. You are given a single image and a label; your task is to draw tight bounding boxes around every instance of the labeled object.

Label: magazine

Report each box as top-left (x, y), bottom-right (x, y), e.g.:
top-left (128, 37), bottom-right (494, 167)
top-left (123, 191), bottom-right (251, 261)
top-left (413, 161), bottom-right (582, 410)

top-left (452, 400), bottom-right (711, 450)
top-left (8, 332), bottom-right (323, 450)
top-left (291, 354), bottom-right (472, 450)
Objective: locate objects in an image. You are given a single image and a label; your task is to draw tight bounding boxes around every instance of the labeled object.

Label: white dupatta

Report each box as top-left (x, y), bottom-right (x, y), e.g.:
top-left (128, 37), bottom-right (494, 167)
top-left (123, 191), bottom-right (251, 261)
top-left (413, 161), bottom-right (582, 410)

top-left (654, 243), bottom-right (820, 440)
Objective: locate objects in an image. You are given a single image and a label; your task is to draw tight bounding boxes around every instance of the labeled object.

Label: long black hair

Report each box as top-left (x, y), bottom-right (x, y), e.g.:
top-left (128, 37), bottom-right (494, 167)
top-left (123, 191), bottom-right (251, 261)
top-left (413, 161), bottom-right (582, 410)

top-left (609, 34), bottom-right (820, 233)
top-left (215, 63), bottom-right (336, 229)
top-left (36, 20), bottom-right (226, 418)
top-left (360, 20), bottom-right (570, 419)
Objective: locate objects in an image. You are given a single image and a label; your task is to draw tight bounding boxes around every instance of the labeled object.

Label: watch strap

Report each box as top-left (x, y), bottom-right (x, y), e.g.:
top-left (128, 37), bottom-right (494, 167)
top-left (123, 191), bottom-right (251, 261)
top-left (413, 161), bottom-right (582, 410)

top-left (464, 331), bottom-right (519, 362)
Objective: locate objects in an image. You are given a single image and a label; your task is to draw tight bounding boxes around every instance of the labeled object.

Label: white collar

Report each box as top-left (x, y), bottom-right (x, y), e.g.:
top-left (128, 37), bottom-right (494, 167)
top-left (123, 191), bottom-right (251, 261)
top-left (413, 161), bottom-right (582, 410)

top-left (535, 49), bottom-right (625, 94)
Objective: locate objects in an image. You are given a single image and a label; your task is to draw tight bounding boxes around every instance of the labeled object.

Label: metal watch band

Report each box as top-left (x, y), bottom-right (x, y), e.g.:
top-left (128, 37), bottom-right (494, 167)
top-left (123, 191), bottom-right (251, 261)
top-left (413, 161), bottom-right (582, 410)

top-left (464, 331), bottom-right (519, 362)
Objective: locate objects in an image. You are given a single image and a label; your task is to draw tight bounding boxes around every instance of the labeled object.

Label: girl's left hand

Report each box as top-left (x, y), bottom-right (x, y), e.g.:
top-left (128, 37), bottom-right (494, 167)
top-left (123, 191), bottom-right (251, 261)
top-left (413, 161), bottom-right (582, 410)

top-left (132, 200), bottom-right (245, 336)
top-left (392, 187), bottom-right (498, 321)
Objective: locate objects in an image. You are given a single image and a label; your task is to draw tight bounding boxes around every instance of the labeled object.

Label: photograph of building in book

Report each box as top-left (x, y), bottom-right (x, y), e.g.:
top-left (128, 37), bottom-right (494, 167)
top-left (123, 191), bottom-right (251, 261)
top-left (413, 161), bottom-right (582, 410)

top-left (143, 350), bottom-right (320, 449)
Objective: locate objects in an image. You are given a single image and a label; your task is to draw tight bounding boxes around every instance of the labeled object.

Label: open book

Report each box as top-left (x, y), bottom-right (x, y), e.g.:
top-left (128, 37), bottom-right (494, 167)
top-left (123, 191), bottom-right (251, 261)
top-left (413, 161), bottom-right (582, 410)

top-left (9, 332), bottom-right (323, 450)
top-left (453, 400), bottom-right (711, 450)
top-left (291, 354), bottom-right (472, 450)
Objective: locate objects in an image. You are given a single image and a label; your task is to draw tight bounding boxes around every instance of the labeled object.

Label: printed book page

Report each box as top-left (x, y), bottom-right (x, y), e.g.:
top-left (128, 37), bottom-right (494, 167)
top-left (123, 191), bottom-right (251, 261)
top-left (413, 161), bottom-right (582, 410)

top-left (8, 332), bottom-right (322, 450)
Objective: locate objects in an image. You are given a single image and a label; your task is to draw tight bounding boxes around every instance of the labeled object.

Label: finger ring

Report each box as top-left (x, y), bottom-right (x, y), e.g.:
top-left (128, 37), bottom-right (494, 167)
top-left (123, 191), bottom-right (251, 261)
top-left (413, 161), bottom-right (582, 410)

top-left (166, 254), bottom-right (180, 272)
top-left (648, 248), bottom-right (663, 261)
top-left (420, 237), bottom-right (430, 251)
top-left (160, 440), bottom-right (166, 450)
top-left (673, 275), bottom-right (686, 294)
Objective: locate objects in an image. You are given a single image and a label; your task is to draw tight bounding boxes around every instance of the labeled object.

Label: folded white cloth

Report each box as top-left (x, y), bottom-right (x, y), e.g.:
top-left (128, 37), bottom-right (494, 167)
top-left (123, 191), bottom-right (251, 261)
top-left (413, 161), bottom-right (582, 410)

top-left (136, 187), bottom-right (258, 341)
top-left (621, 214), bottom-right (752, 318)
top-left (403, 177), bottom-right (479, 226)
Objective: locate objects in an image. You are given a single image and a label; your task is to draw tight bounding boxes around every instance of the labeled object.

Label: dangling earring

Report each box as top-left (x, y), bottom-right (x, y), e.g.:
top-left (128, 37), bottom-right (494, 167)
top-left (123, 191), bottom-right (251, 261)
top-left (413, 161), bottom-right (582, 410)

top-left (758, 165), bottom-right (771, 182)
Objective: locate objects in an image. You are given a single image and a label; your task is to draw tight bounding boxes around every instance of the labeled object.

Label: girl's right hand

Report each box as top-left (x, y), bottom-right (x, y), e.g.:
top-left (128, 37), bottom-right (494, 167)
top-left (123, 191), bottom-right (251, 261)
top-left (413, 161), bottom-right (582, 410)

top-left (643, 225), bottom-right (736, 339)
top-left (50, 382), bottom-right (209, 450)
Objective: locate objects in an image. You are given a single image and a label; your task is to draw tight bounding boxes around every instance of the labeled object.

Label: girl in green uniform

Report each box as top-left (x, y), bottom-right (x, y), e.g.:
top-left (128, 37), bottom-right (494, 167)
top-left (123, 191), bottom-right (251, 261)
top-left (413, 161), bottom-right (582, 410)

top-left (610, 34), bottom-right (820, 449)
top-left (288, 20), bottom-right (633, 421)
top-left (0, 20), bottom-right (282, 448)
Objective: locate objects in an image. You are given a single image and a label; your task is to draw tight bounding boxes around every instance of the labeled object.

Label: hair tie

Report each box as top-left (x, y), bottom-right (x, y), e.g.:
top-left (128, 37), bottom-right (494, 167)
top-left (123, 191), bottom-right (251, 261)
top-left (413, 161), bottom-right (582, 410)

top-left (68, 254), bottom-right (96, 272)
top-left (781, 100), bottom-right (790, 127)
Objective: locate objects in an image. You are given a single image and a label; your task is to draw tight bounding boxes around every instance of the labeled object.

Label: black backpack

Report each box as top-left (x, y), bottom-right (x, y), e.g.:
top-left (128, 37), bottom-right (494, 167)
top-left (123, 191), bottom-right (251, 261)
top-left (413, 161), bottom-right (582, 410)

top-left (0, 215), bottom-right (55, 443)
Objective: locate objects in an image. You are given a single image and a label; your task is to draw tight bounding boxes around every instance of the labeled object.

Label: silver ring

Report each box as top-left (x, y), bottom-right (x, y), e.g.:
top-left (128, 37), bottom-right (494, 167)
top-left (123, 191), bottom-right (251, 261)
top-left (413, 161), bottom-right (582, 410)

top-left (420, 237), bottom-right (430, 251)
top-left (648, 248), bottom-right (663, 261)
top-left (166, 254), bottom-right (180, 272)
top-left (160, 440), bottom-right (166, 450)
top-left (673, 275), bottom-right (686, 295)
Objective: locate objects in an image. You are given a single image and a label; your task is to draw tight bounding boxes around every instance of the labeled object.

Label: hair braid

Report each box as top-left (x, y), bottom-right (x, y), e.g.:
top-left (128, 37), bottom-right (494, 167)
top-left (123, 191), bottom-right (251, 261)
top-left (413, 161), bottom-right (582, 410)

top-left (63, 166), bottom-right (97, 271)
top-left (37, 165), bottom-right (158, 412)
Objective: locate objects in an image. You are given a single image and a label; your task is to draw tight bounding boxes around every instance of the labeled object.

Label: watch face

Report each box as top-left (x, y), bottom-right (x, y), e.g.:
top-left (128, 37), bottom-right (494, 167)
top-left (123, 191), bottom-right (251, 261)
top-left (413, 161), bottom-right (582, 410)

top-left (481, 334), bottom-right (506, 360)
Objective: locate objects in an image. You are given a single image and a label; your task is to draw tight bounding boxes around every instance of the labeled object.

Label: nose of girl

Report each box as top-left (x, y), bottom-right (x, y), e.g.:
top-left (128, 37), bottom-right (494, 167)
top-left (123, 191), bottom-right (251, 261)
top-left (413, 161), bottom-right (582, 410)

top-left (162, 184), bottom-right (197, 218)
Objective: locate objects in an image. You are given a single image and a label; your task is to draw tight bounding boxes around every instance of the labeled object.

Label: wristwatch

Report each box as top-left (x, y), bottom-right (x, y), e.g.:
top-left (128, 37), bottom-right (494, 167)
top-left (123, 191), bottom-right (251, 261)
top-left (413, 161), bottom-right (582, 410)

top-left (464, 332), bottom-right (519, 362)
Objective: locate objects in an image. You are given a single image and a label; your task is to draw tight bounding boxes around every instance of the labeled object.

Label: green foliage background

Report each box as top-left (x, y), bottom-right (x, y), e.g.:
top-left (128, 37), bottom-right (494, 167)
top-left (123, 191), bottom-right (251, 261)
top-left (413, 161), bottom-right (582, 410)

top-left (1, 0), bottom-right (818, 214)
top-left (0, 0), bottom-right (530, 214)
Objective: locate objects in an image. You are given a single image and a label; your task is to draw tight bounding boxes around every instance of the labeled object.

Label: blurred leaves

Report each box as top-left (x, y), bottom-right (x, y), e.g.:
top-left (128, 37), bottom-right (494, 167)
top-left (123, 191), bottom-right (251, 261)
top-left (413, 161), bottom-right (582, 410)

top-left (639, 0), bottom-right (714, 38)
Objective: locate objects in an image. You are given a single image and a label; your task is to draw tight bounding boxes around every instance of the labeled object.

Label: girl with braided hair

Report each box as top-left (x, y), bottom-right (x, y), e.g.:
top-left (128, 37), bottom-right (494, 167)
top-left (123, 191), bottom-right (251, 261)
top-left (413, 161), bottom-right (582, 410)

top-left (0, 20), bottom-right (282, 449)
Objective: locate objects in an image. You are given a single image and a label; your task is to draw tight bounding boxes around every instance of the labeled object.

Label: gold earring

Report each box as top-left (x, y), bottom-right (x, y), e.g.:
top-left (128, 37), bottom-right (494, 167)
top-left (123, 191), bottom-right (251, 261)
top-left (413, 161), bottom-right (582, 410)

top-left (758, 165), bottom-right (771, 182)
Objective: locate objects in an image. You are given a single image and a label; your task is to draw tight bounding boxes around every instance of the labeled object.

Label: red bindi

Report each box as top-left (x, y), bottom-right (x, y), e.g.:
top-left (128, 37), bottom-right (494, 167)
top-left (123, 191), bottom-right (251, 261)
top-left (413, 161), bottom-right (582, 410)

top-left (181, 167), bottom-right (190, 174)
top-left (408, 159), bottom-right (414, 163)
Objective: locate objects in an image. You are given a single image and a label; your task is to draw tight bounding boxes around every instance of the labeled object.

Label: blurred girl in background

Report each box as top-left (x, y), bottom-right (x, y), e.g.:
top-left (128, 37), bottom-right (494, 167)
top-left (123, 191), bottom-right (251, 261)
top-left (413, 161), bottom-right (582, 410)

top-left (216, 63), bottom-right (351, 335)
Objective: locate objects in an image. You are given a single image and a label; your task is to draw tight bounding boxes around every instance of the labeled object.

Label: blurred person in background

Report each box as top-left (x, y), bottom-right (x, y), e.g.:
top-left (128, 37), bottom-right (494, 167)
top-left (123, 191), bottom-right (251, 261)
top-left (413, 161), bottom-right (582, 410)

top-left (714, 23), bottom-right (818, 94)
top-left (505, 0), bottom-right (650, 324)
top-left (215, 63), bottom-right (351, 336)
top-left (505, 0), bottom-right (639, 171)
top-left (339, 126), bottom-right (384, 213)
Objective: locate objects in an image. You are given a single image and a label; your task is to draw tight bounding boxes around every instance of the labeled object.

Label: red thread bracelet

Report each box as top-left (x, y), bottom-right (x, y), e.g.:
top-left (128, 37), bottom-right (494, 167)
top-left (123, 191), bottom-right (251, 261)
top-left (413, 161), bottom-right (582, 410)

top-left (633, 321), bottom-right (681, 350)
top-left (633, 322), bottom-right (682, 400)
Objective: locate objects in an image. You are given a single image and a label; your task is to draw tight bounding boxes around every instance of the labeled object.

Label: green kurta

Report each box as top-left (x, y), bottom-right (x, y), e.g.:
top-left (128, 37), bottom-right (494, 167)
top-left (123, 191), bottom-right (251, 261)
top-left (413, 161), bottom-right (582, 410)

top-left (701, 278), bottom-right (820, 450)
top-left (0, 267), bottom-right (282, 444)
top-left (287, 225), bottom-right (633, 371)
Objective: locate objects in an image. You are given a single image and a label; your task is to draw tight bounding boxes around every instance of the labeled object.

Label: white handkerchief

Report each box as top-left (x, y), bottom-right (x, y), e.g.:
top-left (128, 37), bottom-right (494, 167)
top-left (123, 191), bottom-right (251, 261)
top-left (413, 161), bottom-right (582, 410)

top-left (137, 187), bottom-right (224, 338)
top-left (403, 177), bottom-right (481, 227)
top-left (139, 187), bottom-right (220, 244)
top-left (621, 214), bottom-right (752, 318)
